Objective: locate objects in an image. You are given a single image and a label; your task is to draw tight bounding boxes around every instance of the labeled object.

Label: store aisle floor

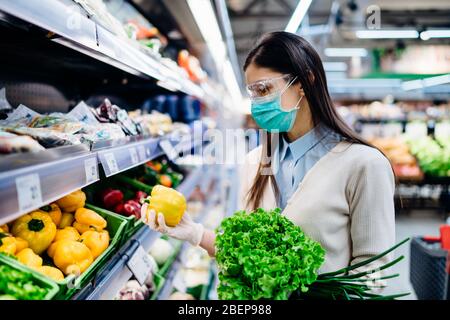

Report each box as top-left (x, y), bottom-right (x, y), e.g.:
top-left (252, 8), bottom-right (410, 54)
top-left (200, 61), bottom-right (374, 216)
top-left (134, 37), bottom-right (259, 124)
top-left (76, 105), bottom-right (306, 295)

top-left (387, 210), bottom-right (446, 300)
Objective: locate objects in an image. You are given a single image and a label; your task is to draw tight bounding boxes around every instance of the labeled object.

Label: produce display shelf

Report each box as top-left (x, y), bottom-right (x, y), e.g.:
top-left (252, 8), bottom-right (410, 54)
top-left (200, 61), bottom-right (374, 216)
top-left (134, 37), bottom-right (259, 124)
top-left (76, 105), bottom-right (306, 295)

top-left (73, 164), bottom-right (212, 300)
top-left (0, 144), bottom-right (99, 225)
top-left (0, 0), bottom-right (208, 100)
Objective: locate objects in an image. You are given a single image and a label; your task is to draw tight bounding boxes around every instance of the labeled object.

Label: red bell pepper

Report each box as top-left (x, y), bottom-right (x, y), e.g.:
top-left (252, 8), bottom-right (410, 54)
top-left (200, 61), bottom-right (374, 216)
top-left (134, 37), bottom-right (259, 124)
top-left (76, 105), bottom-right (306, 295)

top-left (123, 200), bottom-right (141, 219)
top-left (102, 188), bottom-right (124, 209)
top-left (134, 191), bottom-right (147, 204)
top-left (114, 202), bottom-right (125, 215)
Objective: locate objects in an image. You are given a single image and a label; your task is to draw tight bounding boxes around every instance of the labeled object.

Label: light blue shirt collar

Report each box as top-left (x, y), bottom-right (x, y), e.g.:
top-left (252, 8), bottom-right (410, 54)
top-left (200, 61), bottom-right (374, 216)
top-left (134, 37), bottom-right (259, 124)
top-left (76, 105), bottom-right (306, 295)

top-left (279, 124), bottom-right (331, 162)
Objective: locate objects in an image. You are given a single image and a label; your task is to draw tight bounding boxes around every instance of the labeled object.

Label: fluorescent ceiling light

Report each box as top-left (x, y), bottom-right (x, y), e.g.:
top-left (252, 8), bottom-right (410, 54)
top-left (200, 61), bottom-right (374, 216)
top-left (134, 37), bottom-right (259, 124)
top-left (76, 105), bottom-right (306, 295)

top-left (355, 30), bottom-right (419, 39)
top-left (187, 0), bottom-right (227, 66)
top-left (324, 48), bottom-right (368, 57)
top-left (285, 0), bottom-right (313, 33)
top-left (420, 30), bottom-right (450, 40)
top-left (323, 62), bottom-right (348, 71)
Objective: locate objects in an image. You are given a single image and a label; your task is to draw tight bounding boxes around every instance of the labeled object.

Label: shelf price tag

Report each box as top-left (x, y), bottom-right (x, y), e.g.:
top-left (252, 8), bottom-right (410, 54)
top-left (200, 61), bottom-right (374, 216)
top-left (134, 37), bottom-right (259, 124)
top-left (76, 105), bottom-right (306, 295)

top-left (104, 152), bottom-right (119, 174)
top-left (129, 147), bottom-right (139, 165)
top-left (159, 139), bottom-right (177, 161)
top-left (127, 245), bottom-right (153, 286)
top-left (15, 173), bottom-right (43, 212)
top-left (84, 158), bottom-right (98, 184)
top-left (137, 145), bottom-right (146, 162)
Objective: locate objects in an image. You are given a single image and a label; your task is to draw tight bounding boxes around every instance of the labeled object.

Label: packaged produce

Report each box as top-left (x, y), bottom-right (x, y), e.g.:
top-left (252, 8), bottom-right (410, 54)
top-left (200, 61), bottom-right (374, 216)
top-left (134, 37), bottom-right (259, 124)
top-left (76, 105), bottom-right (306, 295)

top-left (16, 248), bottom-right (42, 269)
top-left (56, 190), bottom-right (86, 212)
top-left (144, 185), bottom-right (186, 227)
top-left (0, 131), bottom-right (45, 154)
top-left (74, 207), bottom-right (107, 231)
top-left (53, 240), bottom-right (93, 275)
top-left (92, 99), bottom-right (142, 136)
top-left (0, 264), bottom-right (49, 300)
top-left (79, 230), bottom-right (109, 259)
top-left (216, 208), bottom-right (409, 300)
top-left (0, 234), bottom-right (16, 255)
top-left (39, 203), bottom-right (62, 226)
top-left (58, 213), bottom-right (75, 229)
top-left (11, 211), bottom-right (57, 255)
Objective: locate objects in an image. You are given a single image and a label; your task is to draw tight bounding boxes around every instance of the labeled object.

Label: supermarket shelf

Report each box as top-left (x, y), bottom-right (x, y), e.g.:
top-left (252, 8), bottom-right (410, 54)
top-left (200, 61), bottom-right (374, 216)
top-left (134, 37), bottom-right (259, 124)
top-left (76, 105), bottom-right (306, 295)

top-left (0, 145), bottom-right (99, 225)
top-left (75, 164), bottom-right (211, 300)
top-left (0, 0), bottom-right (208, 99)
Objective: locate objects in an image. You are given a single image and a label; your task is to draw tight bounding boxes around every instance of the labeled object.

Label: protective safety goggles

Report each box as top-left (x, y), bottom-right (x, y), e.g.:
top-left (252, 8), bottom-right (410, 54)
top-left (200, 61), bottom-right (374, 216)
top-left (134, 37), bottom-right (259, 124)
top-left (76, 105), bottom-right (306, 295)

top-left (246, 74), bottom-right (297, 102)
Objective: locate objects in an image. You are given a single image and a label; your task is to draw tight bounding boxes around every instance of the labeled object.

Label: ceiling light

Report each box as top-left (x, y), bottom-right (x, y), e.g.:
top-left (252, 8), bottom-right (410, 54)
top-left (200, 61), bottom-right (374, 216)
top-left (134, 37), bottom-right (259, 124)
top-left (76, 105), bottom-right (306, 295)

top-left (355, 30), bottom-right (419, 39)
top-left (420, 30), bottom-right (450, 40)
top-left (324, 48), bottom-right (368, 57)
top-left (285, 0), bottom-right (313, 33)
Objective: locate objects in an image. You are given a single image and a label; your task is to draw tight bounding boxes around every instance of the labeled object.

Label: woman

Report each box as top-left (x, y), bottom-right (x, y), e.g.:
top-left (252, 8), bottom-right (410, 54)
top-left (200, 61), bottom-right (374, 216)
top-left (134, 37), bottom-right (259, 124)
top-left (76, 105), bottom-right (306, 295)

top-left (141, 32), bottom-right (395, 276)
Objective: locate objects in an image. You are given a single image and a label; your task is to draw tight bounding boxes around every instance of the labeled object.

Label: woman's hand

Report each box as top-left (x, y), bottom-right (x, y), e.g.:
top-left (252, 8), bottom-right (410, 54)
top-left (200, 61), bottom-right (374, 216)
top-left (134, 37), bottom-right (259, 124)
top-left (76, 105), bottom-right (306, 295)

top-left (140, 203), bottom-right (204, 246)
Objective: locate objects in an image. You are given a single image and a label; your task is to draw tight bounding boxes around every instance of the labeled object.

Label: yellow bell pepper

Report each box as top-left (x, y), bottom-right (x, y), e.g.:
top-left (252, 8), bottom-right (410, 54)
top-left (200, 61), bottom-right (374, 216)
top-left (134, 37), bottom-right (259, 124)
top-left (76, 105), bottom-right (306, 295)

top-left (79, 230), bottom-right (109, 259)
top-left (74, 208), bottom-right (107, 230)
top-left (0, 234), bottom-right (16, 255)
top-left (59, 212), bottom-right (74, 229)
top-left (11, 211), bottom-right (57, 255)
top-left (53, 240), bottom-right (93, 275)
top-left (14, 237), bottom-right (28, 252)
top-left (145, 185), bottom-right (186, 227)
top-left (73, 222), bottom-right (97, 234)
top-left (39, 203), bottom-right (62, 226)
top-left (16, 248), bottom-right (43, 268)
top-left (56, 190), bottom-right (86, 212)
top-left (0, 224), bottom-right (9, 233)
top-left (54, 227), bottom-right (80, 242)
top-left (47, 239), bottom-right (72, 259)
top-left (35, 266), bottom-right (65, 282)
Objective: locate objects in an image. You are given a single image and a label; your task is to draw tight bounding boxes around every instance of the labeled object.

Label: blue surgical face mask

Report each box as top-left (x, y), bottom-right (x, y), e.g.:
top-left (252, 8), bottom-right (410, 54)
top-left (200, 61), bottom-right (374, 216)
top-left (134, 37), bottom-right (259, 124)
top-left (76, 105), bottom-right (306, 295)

top-left (250, 76), bottom-right (303, 133)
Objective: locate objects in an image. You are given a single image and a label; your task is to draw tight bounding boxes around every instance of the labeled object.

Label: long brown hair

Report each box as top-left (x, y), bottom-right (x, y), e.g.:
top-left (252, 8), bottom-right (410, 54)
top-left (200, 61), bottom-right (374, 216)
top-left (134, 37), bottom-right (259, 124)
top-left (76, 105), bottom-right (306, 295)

top-left (244, 31), bottom-right (379, 210)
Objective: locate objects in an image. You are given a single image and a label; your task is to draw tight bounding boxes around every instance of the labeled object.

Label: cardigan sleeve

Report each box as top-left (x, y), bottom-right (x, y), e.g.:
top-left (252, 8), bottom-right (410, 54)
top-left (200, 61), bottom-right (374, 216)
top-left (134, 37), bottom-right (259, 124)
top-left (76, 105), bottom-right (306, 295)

top-left (346, 150), bottom-right (396, 284)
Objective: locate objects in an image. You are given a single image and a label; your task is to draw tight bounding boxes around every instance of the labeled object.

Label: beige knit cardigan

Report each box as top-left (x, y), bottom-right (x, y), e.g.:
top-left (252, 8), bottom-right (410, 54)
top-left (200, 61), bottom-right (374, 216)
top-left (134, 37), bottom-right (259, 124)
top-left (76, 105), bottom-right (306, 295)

top-left (238, 141), bottom-right (396, 274)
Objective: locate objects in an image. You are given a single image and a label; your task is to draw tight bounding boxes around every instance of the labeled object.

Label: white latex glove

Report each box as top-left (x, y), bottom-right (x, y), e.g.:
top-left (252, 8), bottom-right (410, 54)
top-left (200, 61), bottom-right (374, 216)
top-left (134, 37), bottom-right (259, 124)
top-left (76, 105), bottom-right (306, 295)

top-left (140, 203), bottom-right (204, 247)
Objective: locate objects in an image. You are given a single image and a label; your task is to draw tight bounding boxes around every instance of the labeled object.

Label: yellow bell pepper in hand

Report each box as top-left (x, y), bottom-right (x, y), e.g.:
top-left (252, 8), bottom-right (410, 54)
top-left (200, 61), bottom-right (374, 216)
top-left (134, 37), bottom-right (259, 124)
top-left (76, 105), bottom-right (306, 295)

top-left (145, 185), bottom-right (186, 227)
top-left (16, 248), bottom-right (43, 268)
top-left (56, 190), bottom-right (86, 213)
top-left (39, 203), bottom-right (62, 226)
top-left (14, 237), bottom-right (28, 252)
top-left (54, 227), bottom-right (80, 242)
top-left (11, 211), bottom-right (57, 255)
top-left (0, 234), bottom-right (16, 255)
top-left (36, 266), bottom-right (65, 282)
top-left (59, 212), bottom-right (74, 229)
top-left (53, 240), bottom-right (93, 275)
top-left (79, 230), bottom-right (109, 259)
top-left (74, 208), bottom-right (107, 230)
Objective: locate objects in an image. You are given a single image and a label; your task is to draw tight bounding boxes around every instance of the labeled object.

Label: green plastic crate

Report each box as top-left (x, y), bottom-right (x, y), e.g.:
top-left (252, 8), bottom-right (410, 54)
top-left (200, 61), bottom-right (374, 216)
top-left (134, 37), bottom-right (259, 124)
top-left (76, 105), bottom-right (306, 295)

top-left (50, 204), bottom-right (127, 299)
top-left (0, 254), bottom-right (60, 300)
top-left (150, 273), bottom-right (165, 300)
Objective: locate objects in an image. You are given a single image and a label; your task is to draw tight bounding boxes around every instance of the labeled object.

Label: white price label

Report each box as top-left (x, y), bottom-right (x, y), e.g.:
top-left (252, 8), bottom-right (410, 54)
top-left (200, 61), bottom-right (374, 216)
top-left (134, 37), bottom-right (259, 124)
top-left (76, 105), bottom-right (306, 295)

top-left (159, 139), bottom-right (177, 161)
top-left (129, 147), bottom-right (139, 165)
top-left (127, 246), bottom-right (153, 286)
top-left (15, 173), bottom-right (43, 212)
top-left (84, 158), bottom-right (98, 183)
top-left (137, 145), bottom-right (146, 162)
top-left (104, 152), bottom-right (119, 174)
